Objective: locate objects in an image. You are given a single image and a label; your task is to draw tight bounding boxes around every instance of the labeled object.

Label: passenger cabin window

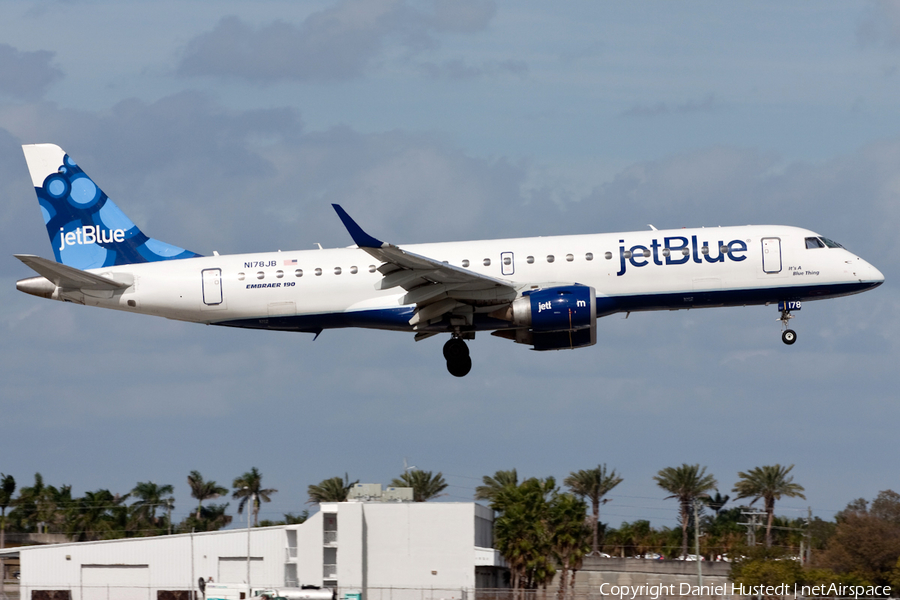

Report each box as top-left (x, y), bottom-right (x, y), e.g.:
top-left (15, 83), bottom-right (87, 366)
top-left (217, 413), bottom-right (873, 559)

top-left (334, 267), bottom-right (342, 275)
top-left (547, 255), bottom-right (555, 263)
top-left (256, 272), bottom-right (265, 280)
top-left (238, 272), bottom-right (245, 281)
top-left (701, 246), bottom-right (709, 255)
top-left (662, 249), bottom-right (671, 257)
top-left (720, 245), bottom-right (730, 254)
top-left (350, 266), bottom-right (358, 274)
top-left (369, 265), bottom-right (377, 273)
top-left (315, 268), bottom-right (322, 276)
top-left (585, 253), bottom-right (593, 261)
top-left (295, 269), bottom-right (303, 277)
top-left (604, 252), bottom-right (613, 260)
top-left (276, 270), bottom-right (284, 278)
top-left (483, 258), bottom-right (491, 266)
top-left (526, 256), bottom-right (535, 264)
top-left (566, 254), bottom-right (574, 262)
top-left (806, 237), bottom-right (825, 249)
top-left (503, 256), bottom-right (512, 266)
top-left (462, 259), bottom-right (470, 267)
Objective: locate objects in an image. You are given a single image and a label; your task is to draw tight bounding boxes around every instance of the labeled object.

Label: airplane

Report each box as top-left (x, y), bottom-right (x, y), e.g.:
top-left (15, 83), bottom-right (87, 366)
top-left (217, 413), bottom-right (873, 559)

top-left (15, 143), bottom-right (884, 377)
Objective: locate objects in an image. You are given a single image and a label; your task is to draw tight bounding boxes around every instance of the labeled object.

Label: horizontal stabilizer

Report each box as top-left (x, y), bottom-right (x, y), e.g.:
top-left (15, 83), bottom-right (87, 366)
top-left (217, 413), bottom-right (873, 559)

top-left (14, 254), bottom-right (129, 290)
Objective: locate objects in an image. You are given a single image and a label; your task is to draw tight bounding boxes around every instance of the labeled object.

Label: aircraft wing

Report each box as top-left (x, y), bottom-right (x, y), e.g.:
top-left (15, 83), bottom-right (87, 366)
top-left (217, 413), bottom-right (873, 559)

top-left (332, 205), bottom-right (518, 329)
top-left (15, 254), bottom-right (130, 290)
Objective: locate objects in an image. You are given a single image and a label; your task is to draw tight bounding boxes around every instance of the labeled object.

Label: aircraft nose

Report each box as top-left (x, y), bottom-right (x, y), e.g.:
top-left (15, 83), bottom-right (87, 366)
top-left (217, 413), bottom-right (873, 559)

top-left (855, 256), bottom-right (884, 285)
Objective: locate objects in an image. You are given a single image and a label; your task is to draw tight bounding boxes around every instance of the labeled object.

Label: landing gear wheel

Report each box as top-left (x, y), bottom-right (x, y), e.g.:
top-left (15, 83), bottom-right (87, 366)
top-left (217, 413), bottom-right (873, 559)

top-left (443, 338), bottom-right (469, 360)
top-left (447, 355), bottom-right (472, 377)
top-left (782, 329), bottom-right (797, 345)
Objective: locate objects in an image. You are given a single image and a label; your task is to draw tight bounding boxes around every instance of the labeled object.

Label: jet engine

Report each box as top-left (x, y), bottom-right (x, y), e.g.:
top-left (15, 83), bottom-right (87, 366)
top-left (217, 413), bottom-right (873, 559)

top-left (491, 285), bottom-right (597, 350)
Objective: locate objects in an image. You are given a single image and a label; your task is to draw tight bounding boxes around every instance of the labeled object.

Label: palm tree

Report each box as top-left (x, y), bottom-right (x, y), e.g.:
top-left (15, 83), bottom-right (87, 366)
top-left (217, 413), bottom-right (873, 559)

top-left (187, 471), bottom-right (228, 519)
top-left (703, 490), bottom-right (730, 517)
top-left (0, 474), bottom-right (15, 549)
top-left (732, 464), bottom-right (806, 548)
top-left (66, 490), bottom-right (118, 541)
top-left (493, 477), bottom-right (558, 600)
top-left (232, 468), bottom-right (277, 526)
top-left (564, 464), bottom-right (623, 555)
top-left (307, 475), bottom-right (358, 504)
top-left (475, 469), bottom-right (518, 502)
top-left (130, 481), bottom-right (175, 535)
top-left (653, 464), bottom-right (717, 558)
top-left (549, 493), bottom-right (591, 600)
top-left (180, 502), bottom-right (233, 532)
top-left (390, 470), bottom-right (448, 502)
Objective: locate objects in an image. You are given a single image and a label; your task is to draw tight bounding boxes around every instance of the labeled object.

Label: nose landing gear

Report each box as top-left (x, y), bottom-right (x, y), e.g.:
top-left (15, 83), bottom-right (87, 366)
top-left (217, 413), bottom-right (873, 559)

top-left (778, 303), bottom-right (798, 345)
top-left (443, 337), bottom-right (472, 377)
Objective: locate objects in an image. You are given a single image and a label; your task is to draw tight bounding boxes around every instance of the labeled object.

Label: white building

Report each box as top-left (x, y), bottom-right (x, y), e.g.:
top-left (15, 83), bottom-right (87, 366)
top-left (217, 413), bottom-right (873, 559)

top-left (1, 501), bottom-right (505, 600)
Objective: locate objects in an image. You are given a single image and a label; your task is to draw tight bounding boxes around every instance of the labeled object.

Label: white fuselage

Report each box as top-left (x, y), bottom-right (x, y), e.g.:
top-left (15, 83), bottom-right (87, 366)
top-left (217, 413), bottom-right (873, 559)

top-left (44, 224), bottom-right (883, 335)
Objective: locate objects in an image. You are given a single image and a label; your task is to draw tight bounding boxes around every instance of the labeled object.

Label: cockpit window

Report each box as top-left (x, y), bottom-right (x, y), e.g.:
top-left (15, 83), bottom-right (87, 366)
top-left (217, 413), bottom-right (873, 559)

top-left (819, 237), bottom-right (843, 249)
top-left (805, 237), bottom-right (825, 249)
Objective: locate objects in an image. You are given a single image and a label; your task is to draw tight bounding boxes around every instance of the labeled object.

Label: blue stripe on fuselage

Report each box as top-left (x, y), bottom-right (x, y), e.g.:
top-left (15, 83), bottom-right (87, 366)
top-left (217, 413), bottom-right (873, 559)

top-left (211, 280), bottom-right (882, 334)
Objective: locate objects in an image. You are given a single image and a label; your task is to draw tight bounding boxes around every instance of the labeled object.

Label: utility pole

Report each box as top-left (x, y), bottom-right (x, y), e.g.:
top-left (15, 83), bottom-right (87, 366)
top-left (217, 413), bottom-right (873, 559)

top-left (805, 506), bottom-right (812, 565)
top-left (739, 510), bottom-right (766, 547)
top-left (246, 491), bottom-right (256, 594)
top-left (694, 499), bottom-right (703, 587)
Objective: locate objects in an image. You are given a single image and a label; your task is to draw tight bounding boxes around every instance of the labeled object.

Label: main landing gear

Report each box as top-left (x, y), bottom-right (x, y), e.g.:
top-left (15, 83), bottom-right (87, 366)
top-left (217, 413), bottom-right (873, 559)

top-left (779, 307), bottom-right (797, 345)
top-left (443, 337), bottom-right (472, 377)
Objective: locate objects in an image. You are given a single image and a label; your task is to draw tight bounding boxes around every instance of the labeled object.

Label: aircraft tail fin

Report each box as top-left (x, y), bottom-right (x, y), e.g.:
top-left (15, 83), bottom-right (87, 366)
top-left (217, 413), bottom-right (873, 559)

top-left (22, 143), bottom-right (201, 270)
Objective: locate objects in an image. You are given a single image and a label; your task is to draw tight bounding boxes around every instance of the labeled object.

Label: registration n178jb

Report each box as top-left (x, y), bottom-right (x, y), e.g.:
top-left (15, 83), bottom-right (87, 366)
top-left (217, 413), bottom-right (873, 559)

top-left (15, 144), bottom-right (884, 376)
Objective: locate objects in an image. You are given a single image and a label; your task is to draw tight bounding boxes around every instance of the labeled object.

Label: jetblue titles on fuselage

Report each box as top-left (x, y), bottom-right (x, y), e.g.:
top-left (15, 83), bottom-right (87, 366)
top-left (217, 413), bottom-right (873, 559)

top-left (617, 235), bottom-right (748, 276)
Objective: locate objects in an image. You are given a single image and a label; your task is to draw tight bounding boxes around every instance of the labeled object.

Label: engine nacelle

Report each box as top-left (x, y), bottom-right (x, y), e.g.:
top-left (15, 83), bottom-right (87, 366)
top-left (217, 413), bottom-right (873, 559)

top-left (495, 285), bottom-right (597, 350)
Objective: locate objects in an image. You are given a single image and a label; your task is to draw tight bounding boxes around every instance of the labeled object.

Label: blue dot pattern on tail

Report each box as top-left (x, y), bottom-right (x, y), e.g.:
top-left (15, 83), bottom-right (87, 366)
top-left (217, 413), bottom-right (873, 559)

top-left (36, 153), bottom-right (201, 269)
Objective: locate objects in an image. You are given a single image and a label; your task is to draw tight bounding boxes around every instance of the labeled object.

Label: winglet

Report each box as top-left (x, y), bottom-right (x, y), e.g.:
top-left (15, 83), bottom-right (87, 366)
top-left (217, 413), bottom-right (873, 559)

top-left (332, 204), bottom-right (385, 248)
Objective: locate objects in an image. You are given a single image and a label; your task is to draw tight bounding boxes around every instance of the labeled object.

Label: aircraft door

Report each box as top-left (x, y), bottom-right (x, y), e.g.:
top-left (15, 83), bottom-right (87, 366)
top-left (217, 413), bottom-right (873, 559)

top-left (761, 238), bottom-right (782, 274)
top-left (201, 268), bottom-right (223, 305)
top-left (501, 252), bottom-right (515, 276)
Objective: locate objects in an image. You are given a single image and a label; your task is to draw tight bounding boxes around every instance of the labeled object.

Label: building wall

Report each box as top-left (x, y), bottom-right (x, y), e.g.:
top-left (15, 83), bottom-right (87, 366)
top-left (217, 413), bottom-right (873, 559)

top-left (19, 527), bottom-right (288, 600)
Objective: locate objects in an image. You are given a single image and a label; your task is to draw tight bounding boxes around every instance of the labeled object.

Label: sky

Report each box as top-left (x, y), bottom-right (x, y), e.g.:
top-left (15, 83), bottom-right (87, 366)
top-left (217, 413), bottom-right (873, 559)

top-left (1, 0), bottom-right (899, 532)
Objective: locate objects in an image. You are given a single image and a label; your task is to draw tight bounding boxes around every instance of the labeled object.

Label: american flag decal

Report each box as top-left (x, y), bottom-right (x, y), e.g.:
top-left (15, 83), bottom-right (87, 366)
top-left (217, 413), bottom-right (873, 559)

top-left (285, 259), bottom-right (297, 265)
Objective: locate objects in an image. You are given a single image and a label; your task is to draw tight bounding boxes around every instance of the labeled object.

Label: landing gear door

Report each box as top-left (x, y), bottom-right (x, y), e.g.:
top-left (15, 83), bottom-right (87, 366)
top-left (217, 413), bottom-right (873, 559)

top-left (500, 252), bottom-right (515, 276)
top-left (761, 238), bottom-right (782, 274)
top-left (201, 268), bottom-right (225, 309)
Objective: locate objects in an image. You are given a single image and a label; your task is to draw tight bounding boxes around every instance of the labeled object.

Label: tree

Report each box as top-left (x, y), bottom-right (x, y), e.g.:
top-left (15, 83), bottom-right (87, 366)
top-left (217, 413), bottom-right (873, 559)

top-left (475, 469), bottom-right (518, 502)
top-left (492, 477), bottom-right (558, 600)
top-left (307, 475), bottom-right (358, 504)
top-left (259, 511), bottom-right (310, 527)
top-left (732, 464), bottom-right (805, 548)
top-left (390, 470), bottom-right (448, 502)
top-left (232, 468), bottom-right (277, 526)
top-left (818, 490), bottom-right (900, 586)
top-left (703, 490), bottom-right (730, 517)
top-left (130, 481), bottom-right (175, 535)
top-left (653, 464), bottom-right (717, 558)
top-left (549, 493), bottom-right (591, 600)
top-left (179, 502), bottom-right (233, 532)
top-left (0, 474), bottom-right (15, 549)
top-left (187, 471), bottom-right (228, 519)
top-left (564, 464), bottom-right (622, 555)
top-left (65, 490), bottom-right (123, 541)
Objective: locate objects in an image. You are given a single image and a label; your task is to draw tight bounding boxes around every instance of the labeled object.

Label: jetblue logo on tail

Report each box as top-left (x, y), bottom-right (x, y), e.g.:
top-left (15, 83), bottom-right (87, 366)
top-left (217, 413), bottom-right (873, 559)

top-left (59, 226), bottom-right (126, 251)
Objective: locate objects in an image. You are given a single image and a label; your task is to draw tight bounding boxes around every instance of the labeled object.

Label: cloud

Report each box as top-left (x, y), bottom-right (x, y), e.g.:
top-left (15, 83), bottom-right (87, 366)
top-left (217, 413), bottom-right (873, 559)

top-left (418, 58), bottom-right (527, 80)
top-left (857, 0), bottom-right (900, 48)
top-left (177, 0), bottom-right (498, 83)
top-left (0, 44), bottom-right (63, 100)
top-left (0, 90), bottom-right (530, 264)
top-left (620, 93), bottom-right (722, 118)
